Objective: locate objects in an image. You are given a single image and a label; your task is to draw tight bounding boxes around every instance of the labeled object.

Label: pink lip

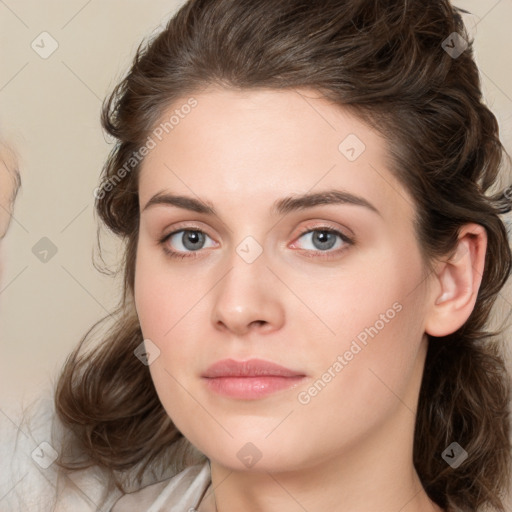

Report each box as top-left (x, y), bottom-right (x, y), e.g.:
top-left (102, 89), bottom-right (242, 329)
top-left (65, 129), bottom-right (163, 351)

top-left (202, 358), bottom-right (304, 378)
top-left (202, 358), bottom-right (306, 400)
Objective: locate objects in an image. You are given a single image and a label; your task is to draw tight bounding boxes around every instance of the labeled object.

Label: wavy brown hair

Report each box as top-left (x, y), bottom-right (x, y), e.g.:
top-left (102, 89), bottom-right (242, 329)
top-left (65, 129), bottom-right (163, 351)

top-left (53, 0), bottom-right (512, 510)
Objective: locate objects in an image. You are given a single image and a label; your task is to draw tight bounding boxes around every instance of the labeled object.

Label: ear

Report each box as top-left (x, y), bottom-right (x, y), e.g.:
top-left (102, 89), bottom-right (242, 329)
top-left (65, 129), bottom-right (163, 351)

top-left (424, 223), bottom-right (487, 337)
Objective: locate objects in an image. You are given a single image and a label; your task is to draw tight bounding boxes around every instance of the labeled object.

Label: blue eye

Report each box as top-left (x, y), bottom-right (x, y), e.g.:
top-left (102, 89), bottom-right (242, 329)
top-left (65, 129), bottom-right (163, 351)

top-left (294, 227), bottom-right (351, 253)
top-left (159, 226), bottom-right (354, 260)
top-left (160, 229), bottom-right (215, 258)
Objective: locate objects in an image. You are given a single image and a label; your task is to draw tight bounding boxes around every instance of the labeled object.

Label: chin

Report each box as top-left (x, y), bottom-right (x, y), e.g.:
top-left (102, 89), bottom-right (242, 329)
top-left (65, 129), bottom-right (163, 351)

top-left (194, 435), bottom-right (312, 474)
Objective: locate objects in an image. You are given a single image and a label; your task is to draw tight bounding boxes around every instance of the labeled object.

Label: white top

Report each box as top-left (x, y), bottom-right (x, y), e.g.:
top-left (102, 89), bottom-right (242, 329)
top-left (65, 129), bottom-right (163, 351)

top-left (0, 386), bottom-right (211, 512)
top-left (109, 461), bottom-right (212, 511)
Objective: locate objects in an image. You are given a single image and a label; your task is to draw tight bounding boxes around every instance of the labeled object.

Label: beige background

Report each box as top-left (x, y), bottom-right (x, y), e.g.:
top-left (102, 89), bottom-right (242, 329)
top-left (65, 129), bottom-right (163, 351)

top-left (0, 0), bottom-right (511, 505)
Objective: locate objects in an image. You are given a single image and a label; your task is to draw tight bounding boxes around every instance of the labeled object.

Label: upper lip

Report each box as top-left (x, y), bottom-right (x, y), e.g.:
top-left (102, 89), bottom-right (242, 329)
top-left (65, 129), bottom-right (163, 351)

top-left (202, 358), bottom-right (305, 378)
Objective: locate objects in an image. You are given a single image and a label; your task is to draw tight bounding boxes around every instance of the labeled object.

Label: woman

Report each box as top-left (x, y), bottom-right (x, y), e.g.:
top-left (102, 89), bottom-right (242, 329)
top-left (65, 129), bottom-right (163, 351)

top-left (52, 0), bottom-right (512, 511)
top-left (0, 140), bottom-right (21, 289)
top-left (0, 141), bottom-right (21, 243)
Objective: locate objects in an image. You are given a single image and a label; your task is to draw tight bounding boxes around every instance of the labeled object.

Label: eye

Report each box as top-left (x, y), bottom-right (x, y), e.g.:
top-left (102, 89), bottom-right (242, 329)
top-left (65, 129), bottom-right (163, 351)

top-left (159, 229), bottom-right (216, 259)
top-left (291, 226), bottom-right (354, 257)
top-left (159, 225), bottom-right (354, 260)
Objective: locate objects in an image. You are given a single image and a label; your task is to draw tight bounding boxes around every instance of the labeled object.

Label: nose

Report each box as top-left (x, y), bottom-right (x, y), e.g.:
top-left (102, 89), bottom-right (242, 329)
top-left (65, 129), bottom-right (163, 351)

top-left (211, 247), bottom-right (285, 337)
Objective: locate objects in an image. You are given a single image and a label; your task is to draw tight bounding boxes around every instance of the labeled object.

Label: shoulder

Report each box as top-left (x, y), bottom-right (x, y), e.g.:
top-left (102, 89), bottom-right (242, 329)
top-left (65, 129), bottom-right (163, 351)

top-left (0, 387), bottom-right (60, 511)
top-left (0, 386), bottom-right (125, 512)
top-left (110, 460), bottom-right (211, 512)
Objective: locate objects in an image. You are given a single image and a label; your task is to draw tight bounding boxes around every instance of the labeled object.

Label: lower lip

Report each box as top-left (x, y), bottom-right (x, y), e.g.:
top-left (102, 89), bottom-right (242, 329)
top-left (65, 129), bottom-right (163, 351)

top-left (203, 376), bottom-right (305, 399)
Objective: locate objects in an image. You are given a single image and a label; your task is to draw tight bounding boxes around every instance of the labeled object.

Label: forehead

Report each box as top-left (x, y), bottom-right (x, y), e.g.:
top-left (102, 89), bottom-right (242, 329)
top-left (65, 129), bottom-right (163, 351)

top-left (138, 87), bottom-right (415, 223)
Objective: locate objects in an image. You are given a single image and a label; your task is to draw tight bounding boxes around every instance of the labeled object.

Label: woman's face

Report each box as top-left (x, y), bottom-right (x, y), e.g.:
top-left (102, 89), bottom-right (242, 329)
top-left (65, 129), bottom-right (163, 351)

top-left (134, 87), bottom-right (434, 472)
top-left (0, 145), bottom-right (19, 279)
top-left (0, 147), bottom-right (17, 238)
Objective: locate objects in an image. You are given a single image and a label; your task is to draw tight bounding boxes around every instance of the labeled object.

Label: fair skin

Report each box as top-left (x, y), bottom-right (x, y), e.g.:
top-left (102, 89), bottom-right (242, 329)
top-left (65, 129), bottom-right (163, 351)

top-left (134, 87), bottom-right (486, 512)
top-left (0, 142), bottom-right (20, 278)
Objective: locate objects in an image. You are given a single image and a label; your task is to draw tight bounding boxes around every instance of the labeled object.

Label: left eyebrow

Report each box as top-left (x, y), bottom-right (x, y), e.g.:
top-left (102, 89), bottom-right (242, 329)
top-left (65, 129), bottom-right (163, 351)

top-left (273, 189), bottom-right (381, 217)
top-left (141, 189), bottom-right (381, 218)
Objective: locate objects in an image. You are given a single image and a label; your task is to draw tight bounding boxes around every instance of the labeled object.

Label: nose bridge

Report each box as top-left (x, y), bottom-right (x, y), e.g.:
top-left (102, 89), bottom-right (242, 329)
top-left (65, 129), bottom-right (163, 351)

top-left (211, 235), bottom-right (284, 334)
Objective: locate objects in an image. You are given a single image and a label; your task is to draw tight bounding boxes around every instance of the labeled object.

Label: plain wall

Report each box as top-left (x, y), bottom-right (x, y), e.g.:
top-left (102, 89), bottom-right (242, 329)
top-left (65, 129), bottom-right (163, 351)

top-left (0, 0), bottom-right (511, 507)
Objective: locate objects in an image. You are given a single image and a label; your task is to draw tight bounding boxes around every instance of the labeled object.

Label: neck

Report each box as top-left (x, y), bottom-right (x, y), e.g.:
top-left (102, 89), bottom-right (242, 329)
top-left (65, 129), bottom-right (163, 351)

top-left (199, 404), bottom-right (443, 512)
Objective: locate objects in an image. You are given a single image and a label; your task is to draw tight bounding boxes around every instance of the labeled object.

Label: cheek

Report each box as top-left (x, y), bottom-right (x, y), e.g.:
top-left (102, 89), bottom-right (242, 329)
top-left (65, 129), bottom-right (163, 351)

top-left (303, 248), bottom-right (427, 392)
top-left (298, 254), bottom-right (410, 346)
top-left (134, 246), bottom-right (200, 339)
top-left (292, 299), bottom-right (426, 456)
top-left (134, 248), bottom-right (208, 383)
top-left (134, 270), bottom-right (169, 340)
top-left (134, 256), bottom-right (198, 425)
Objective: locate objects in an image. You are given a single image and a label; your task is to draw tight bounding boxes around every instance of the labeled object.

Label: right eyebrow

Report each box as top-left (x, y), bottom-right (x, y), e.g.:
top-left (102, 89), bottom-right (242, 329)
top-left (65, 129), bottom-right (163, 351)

top-left (142, 192), bottom-right (215, 215)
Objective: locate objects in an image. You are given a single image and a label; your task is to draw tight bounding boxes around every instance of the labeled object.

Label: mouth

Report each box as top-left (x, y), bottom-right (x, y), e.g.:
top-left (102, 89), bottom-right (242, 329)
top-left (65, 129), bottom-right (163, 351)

top-left (201, 358), bottom-right (306, 400)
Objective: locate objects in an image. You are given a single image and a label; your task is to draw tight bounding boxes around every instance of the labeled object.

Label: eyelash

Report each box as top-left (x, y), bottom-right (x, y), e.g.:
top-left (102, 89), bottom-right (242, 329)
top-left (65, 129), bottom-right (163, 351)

top-left (158, 225), bottom-right (355, 261)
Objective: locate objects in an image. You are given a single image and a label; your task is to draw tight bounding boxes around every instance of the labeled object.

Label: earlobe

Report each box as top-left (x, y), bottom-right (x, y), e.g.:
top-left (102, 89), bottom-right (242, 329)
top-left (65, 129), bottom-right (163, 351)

top-left (424, 224), bottom-right (487, 337)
